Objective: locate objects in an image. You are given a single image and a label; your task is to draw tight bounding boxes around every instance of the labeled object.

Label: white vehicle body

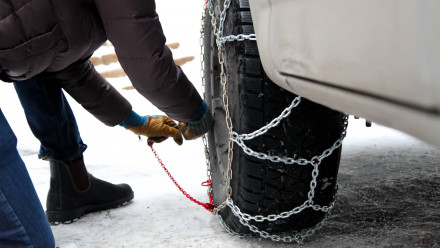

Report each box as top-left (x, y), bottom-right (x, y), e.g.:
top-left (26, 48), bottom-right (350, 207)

top-left (249, 0), bottom-right (440, 147)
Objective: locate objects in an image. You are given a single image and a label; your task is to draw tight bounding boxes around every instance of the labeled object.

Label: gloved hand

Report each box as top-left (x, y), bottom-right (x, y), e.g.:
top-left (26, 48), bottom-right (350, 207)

top-left (126, 115), bottom-right (183, 145)
top-left (178, 108), bottom-right (214, 140)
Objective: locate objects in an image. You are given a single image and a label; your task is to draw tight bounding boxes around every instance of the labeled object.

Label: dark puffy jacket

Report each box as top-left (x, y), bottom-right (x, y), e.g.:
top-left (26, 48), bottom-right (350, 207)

top-left (0, 0), bottom-right (202, 125)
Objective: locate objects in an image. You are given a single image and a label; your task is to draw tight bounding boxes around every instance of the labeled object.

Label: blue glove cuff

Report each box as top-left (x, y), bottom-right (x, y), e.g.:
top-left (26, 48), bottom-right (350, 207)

top-left (191, 101), bottom-right (208, 121)
top-left (120, 110), bottom-right (148, 128)
top-left (186, 108), bottom-right (213, 136)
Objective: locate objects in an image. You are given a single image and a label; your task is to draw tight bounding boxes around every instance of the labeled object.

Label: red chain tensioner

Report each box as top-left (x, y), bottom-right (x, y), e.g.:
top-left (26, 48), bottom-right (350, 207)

top-left (147, 141), bottom-right (215, 212)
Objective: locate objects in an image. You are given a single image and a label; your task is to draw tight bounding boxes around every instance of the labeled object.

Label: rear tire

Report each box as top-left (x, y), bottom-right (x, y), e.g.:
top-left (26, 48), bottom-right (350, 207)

top-left (204, 0), bottom-right (346, 236)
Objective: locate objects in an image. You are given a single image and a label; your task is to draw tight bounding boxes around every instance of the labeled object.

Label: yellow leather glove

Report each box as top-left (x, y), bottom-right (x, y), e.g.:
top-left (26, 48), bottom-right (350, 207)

top-left (178, 122), bottom-right (199, 140)
top-left (127, 116), bottom-right (183, 145)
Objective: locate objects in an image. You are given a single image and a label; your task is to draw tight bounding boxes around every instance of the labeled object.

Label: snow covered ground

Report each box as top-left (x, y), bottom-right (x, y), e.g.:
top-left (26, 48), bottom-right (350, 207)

top-left (1, 0), bottom-right (439, 247)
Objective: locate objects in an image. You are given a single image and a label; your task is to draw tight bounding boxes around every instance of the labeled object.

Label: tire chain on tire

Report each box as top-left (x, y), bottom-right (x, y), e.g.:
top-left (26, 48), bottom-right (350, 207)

top-left (200, 0), bottom-right (349, 243)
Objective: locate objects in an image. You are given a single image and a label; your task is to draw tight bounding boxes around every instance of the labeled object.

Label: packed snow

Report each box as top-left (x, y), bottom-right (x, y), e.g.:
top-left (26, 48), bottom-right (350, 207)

top-left (1, 0), bottom-right (439, 247)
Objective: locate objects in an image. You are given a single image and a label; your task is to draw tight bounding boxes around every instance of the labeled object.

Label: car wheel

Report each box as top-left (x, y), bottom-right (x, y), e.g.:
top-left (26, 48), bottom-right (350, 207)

top-left (203, 0), bottom-right (346, 238)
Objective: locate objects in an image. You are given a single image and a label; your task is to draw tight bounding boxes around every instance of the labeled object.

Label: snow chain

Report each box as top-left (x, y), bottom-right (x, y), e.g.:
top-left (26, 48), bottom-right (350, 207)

top-left (200, 0), bottom-right (349, 244)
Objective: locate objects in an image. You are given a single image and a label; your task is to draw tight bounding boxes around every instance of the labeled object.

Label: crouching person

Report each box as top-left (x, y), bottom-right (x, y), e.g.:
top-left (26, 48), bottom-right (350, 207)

top-left (0, 0), bottom-right (212, 246)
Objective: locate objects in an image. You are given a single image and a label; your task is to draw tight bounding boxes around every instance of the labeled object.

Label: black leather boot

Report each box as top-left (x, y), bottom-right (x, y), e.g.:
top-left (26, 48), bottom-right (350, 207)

top-left (46, 158), bottom-right (134, 224)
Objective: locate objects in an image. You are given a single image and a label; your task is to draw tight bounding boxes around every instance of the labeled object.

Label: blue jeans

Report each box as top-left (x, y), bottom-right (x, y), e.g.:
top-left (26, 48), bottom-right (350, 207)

top-left (0, 109), bottom-right (55, 248)
top-left (14, 79), bottom-right (87, 162)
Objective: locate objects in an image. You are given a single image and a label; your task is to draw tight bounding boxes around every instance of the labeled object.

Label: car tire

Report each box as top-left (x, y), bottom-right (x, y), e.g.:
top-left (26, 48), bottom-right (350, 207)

top-left (203, 0), bottom-right (346, 236)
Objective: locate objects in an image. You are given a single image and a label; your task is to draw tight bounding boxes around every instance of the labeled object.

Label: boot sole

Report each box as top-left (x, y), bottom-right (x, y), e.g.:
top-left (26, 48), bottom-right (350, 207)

top-left (46, 191), bottom-right (134, 224)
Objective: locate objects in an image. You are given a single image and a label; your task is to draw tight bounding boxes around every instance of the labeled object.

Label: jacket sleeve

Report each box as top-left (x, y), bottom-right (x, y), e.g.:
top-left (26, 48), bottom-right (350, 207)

top-left (36, 59), bottom-right (132, 126)
top-left (92, 0), bottom-right (203, 122)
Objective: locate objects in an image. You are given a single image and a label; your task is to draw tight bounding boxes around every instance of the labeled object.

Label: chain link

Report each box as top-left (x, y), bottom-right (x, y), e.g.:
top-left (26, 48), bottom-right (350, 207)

top-left (226, 198), bottom-right (334, 244)
top-left (234, 96), bottom-right (301, 141)
top-left (217, 214), bottom-right (253, 238)
top-left (216, 0), bottom-right (235, 209)
top-left (230, 100), bottom-right (347, 167)
top-left (201, 0), bottom-right (349, 243)
top-left (219, 34), bottom-right (257, 44)
top-left (217, 0), bottom-right (232, 48)
top-left (200, 2), bottom-right (220, 213)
